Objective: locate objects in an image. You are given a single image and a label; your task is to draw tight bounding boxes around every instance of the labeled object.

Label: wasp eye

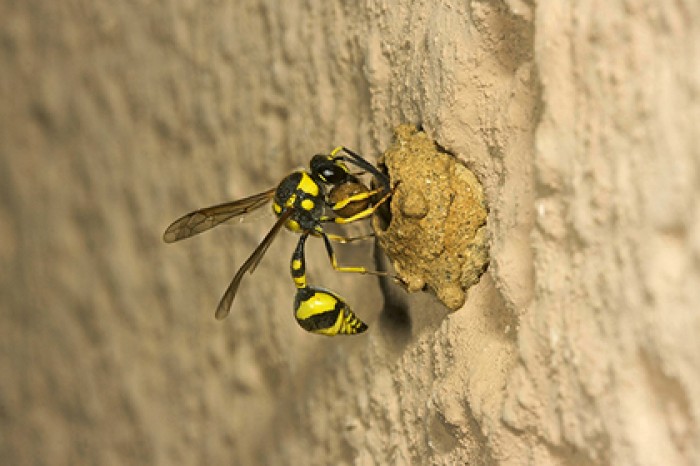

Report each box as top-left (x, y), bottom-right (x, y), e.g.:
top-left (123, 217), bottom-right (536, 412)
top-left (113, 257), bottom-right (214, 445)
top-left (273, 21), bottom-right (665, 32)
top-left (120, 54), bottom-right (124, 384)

top-left (311, 154), bottom-right (348, 184)
top-left (321, 166), bottom-right (347, 184)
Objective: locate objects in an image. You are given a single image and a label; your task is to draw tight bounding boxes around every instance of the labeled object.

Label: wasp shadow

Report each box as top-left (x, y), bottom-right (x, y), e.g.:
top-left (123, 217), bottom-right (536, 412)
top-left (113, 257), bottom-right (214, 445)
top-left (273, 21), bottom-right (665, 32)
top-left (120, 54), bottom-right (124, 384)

top-left (373, 241), bottom-right (412, 351)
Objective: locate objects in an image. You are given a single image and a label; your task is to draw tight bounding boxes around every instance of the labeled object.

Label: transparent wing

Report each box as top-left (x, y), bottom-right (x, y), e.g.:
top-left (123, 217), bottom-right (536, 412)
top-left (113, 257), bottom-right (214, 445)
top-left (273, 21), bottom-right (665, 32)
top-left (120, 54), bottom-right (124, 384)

top-left (163, 188), bottom-right (276, 243)
top-left (215, 208), bottom-right (294, 320)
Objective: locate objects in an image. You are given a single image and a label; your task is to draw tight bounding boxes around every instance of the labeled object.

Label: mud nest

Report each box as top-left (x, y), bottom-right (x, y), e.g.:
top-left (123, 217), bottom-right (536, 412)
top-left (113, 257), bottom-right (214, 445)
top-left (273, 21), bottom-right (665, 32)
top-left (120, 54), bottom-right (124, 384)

top-left (372, 125), bottom-right (490, 311)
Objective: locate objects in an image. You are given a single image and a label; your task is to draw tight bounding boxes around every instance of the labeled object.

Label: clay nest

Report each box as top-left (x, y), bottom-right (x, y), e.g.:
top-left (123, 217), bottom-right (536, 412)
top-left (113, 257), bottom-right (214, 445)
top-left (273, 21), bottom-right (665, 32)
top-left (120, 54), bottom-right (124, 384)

top-left (372, 125), bottom-right (490, 311)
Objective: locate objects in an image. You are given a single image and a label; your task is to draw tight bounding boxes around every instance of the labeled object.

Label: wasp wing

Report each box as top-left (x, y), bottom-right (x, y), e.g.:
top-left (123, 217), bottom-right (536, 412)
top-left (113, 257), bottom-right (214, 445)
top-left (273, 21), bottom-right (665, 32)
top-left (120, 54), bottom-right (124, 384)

top-left (215, 208), bottom-right (294, 320)
top-left (163, 188), bottom-right (276, 243)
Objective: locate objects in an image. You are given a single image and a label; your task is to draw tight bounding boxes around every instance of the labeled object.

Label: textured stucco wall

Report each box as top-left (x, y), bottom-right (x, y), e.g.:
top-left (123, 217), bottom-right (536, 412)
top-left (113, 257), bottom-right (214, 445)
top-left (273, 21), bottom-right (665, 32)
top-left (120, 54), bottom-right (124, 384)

top-left (1, 1), bottom-right (698, 465)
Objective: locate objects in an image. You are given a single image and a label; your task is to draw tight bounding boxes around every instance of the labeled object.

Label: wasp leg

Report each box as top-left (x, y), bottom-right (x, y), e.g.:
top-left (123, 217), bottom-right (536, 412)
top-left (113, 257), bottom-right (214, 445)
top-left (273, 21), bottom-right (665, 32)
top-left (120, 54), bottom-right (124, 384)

top-left (328, 186), bottom-right (386, 212)
top-left (294, 286), bottom-right (368, 335)
top-left (318, 232), bottom-right (391, 277)
top-left (328, 186), bottom-right (394, 224)
top-left (324, 232), bottom-right (375, 244)
top-left (319, 184), bottom-right (395, 226)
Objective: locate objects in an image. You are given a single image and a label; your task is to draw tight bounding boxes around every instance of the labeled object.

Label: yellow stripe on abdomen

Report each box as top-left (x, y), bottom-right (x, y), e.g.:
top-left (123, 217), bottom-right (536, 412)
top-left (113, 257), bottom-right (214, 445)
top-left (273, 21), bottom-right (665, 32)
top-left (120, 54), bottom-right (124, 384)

top-left (295, 290), bottom-right (338, 321)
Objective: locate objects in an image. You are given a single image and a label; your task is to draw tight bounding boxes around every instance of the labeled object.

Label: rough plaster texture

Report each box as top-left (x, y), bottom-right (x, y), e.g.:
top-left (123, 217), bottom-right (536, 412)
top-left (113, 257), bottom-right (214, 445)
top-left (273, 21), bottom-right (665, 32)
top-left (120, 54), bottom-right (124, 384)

top-left (1, 1), bottom-right (698, 465)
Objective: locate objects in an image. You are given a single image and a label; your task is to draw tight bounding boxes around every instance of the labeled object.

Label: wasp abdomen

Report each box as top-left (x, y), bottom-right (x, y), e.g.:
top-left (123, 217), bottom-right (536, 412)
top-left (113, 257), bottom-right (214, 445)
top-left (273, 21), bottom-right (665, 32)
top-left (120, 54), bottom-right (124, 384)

top-left (294, 286), bottom-right (368, 336)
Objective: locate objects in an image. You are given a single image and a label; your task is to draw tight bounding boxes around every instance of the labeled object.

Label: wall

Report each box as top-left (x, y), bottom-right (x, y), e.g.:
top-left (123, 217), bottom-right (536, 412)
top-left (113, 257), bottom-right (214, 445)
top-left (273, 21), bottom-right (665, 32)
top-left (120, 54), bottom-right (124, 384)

top-left (1, 0), bottom-right (698, 464)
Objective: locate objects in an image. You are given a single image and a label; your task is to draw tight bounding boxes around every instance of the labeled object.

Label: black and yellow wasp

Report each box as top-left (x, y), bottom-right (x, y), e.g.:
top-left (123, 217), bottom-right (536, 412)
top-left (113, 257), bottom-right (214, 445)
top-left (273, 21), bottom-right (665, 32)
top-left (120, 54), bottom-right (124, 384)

top-left (163, 146), bottom-right (392, 336)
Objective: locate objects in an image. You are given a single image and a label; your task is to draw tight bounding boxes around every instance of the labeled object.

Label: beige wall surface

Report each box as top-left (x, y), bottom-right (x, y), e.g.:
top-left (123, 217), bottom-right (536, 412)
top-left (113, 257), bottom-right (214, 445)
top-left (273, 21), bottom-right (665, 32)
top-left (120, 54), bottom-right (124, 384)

top-left (1, 1), bottom-right (699, 465)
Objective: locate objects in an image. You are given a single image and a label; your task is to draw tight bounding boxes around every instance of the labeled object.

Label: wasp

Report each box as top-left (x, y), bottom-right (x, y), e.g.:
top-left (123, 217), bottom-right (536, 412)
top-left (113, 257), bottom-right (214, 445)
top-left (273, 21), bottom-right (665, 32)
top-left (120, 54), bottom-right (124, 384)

top-left (163, 146), bottom-right (393, 335)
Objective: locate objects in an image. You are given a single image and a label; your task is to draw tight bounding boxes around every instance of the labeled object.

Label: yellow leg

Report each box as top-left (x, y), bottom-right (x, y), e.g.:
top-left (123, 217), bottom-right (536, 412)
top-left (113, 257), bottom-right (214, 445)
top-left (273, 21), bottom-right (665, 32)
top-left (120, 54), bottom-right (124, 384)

top-left (324, 232), bottom-right (375, 244)
top-left (331, 187), bottom-right (393, 224)
top-left (320, 232), bottom-right (390, 277)
top-left (330, 186), bottom-right (385, 211)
